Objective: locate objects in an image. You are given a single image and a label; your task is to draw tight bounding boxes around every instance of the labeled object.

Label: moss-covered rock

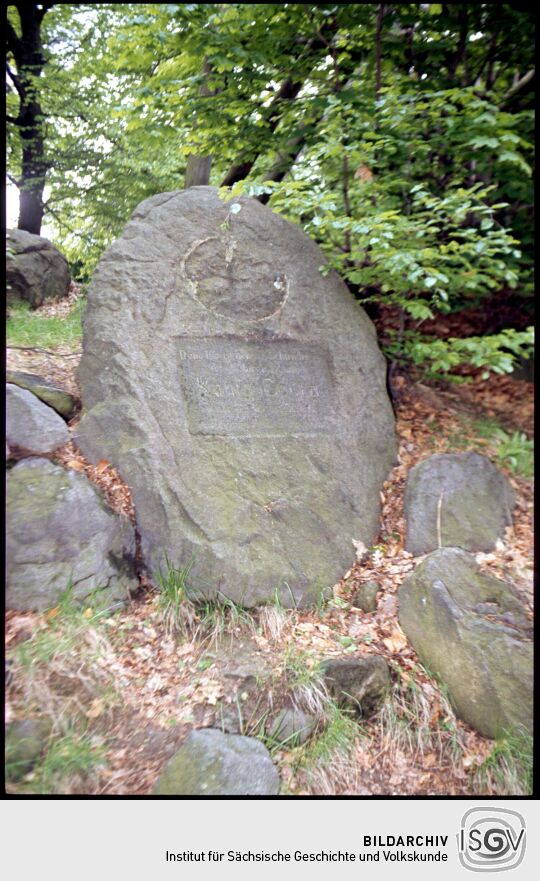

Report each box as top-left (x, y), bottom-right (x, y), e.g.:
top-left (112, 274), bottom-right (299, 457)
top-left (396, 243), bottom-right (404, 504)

top-left (321, 656), bottom-right (390, 716)
top-left (6, 457), bottom-right (138, 610)
top-left (399, 547), bottom-right (533, 738)
top-left (404, 452), bottom-right (515, 555)
top-left (152, 728), bottom-right (280, 795)
top-left (351, 581), bottom-right (379, 612)
top-left (7, 370), bottom-right (77, 419)
top-left (5, 718), bottom-right (53, 781)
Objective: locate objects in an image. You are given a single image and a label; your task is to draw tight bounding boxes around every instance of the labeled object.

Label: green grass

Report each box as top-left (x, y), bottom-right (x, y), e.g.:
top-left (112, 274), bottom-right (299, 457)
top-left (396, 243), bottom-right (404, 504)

top-left (300, 704), bottom-right (358, 765)
top-left (7, 298), bottom-right (85, 350)
top-left (155, 557), bottom-right (198, 639)
top-left (22, 730), bottom-right (106, 794)
top-left (472, 727), bottom-right (533, 796)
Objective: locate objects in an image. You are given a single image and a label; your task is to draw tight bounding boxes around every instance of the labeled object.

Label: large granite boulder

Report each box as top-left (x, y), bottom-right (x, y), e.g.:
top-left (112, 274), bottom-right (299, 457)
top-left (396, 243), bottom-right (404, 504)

top-left (76, 187), bottom-right (396, 607)
top-left (6, 229), bottom-right (70, 308)
top-left (7, 370), bottom-right (77, 419)
top-left (152, 728), bottom-right (280, 795)
top-left (7, 383), bottom-right (69, 455)
top-left (404, 452), bottom-right (515, 556)
top-left (399, 547), bottom-right (533, 738)
top-left (6, 458), bottom-right (138, 610)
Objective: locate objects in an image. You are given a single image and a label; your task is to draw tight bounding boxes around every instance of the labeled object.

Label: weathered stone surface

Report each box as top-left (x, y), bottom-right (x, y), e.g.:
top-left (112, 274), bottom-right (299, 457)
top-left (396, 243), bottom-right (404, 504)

top-left (404, 452), bottom-right (515, 556)
top-left (6, 458), bottom-right (138, 611)
top-left (76, 187), bottom-right (396, 606)
top-left (7, 384), bottom-right (70, 455)
top-left (269, 708), bottom-right (317, 745)
top-left (7, 370), bottom-right (77, 419)
top-left (152, 728), bottom-right (280, 795)
top-left (321, 656), bottom-right (391, 716)
top-left (6, 228), bottom-right (70, 308)
top-left (351, 580), bottom-right (380, 612)
top-left (5, 718), bottom-right (53, 781)
top-left (399, 547), bottom-right (533, 738)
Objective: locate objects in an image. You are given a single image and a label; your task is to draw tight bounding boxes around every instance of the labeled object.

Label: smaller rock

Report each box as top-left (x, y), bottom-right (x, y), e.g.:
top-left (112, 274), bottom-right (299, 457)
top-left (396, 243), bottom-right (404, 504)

top-left (7, 370), bottom-right (77, 419)
top-left (404, 452), bottom-right (515, 555)
top-left (6, 228), bottom-right (70, 308)
top-left (351, 581), bottom-right (379, 612)
top-left (322, 657), bottom-right (390, 717)
top-left (7, 384), bottom-right (69, 456)
top-left (399, 547), bottom-right (533, 738)
top-left (5, 718), bottom-right (53, 781)
top-left (268, 708), bottom-right (317, 746)
top-left (152, 728), bottom-right (280, 795)
top-left (6, 457), bottom-right (138, 610)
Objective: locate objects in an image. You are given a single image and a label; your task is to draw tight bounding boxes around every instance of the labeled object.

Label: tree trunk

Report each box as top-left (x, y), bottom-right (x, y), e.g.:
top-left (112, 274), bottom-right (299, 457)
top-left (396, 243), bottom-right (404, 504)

top-left (184, 155), bottom-right (213, 189)
top-left (184, 59), bottom-right (219, 188)
top-left (6, 4), bottom-right (53, 235)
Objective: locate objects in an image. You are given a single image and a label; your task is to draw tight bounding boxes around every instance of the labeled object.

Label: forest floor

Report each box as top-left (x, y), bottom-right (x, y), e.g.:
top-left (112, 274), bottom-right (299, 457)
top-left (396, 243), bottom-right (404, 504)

top-left (6, 288), bottom-right (534, 796)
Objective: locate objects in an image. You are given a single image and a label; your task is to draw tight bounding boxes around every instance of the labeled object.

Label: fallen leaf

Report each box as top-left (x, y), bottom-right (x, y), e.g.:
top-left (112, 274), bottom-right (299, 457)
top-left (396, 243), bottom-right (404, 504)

top-left (87, 698), bottom-right (105, 719)
top-left (66, 459), bottom-right (85, 471)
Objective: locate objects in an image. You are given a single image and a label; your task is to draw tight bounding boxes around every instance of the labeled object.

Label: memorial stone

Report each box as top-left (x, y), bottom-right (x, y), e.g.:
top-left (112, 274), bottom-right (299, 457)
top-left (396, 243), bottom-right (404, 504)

top-left (76, 187), bottom-right (396, 606)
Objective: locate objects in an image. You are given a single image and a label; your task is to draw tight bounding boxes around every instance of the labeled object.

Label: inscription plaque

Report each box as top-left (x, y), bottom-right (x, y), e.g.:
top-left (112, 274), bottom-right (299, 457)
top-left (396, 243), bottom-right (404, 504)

top-left (178, 338), bottom-right (334, 435)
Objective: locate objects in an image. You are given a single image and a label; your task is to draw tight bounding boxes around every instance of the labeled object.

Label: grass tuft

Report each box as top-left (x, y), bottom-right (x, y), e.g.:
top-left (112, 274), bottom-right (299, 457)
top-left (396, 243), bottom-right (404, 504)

top-left (155, 558), bottom-right (198, 640)
top-left (472, 727), bottom-right (533, 796)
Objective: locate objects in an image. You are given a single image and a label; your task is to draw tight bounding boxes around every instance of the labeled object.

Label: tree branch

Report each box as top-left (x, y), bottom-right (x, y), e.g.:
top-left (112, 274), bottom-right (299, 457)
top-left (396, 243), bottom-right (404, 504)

top-left (6, 61), bottom-right (24, 98)
top-left (500, 69), bottom-right (535, 106)
top-left (220, 76), bottom-right (304, 187)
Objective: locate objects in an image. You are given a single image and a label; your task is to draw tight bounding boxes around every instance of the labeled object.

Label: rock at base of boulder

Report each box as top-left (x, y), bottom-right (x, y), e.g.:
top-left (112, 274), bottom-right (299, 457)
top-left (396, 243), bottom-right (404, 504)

top-left (7, 370), bottom-right (77, 419)
top-left (6, 228), bottom-right (71, 308)
top-left (5, 718), bottom-right (53, 781)
top-left (6, 457), bottom-right (138, 611)
top-left (7, 384), bottom-right (70, 455)
top-left (351, 581), bottom-right (379, 612)
top-left (404, 452), bottom-right (515, 556)
top-left (398, 547), bottom-right (533, 739)
top-left (152, 728), bottom-right (280, 795)
top-left (268, 708), bottom-right (317, 746)
top-left (321, 656), bottom-right (390, 717)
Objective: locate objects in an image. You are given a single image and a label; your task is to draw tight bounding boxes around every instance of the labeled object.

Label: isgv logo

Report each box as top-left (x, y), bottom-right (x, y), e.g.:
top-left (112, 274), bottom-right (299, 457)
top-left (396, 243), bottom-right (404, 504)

top-left (458, 807), bottom-right (526, 872)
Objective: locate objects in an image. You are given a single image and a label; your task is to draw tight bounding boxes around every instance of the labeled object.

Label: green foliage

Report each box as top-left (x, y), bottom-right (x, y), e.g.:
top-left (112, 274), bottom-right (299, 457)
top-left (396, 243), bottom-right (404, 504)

top-left (493, 431), bottom-right (534, 478)
top-left (6, 4), bottom-right (534, 371)
top-left (387, 326), bottom-right (535, 381)
top-left (7, 298), bottom-right (85, 351)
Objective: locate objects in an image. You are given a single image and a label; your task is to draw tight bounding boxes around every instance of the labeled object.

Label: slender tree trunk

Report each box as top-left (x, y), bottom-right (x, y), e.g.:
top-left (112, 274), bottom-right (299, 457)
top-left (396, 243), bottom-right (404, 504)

top-left (184, 58), bottom-right (218, 188)
top-left (184, 155), bottom-right (213, 189)
top-left (375, 4), bottom-right (385, 101)
top-left (6, 4), bottom-right (53, 235)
